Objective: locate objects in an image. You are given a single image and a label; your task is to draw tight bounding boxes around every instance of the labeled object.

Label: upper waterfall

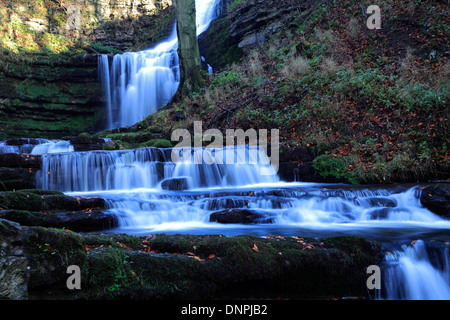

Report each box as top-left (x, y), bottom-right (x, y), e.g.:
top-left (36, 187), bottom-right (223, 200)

top-left (99, 0), bottom-right (221, 129)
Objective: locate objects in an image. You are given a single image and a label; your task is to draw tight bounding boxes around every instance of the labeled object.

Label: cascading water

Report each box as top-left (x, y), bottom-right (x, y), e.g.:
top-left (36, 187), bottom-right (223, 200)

top-left (0, 139), bottom-right (73, 154)
top-left (99, 0), bottom-right (220, 129)
top-left (381, 240), bottom-right (450, 300)
top-left (36, 142), bottom-right (450, 238)
top-left (37, 145), bottom-right (278, 192)
top-left (33, 141), bottom-right (450, 298)
top-left (27, 0), bottom-right (450, 300)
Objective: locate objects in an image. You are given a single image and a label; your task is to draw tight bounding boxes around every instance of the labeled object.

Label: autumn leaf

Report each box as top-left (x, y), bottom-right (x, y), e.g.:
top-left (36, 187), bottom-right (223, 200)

top-left (252, 244), bottom-right (259, 252)
top-left (193, 256), bottom-right (205, 262)
top-left (208, 254), bottom-right (215, 259)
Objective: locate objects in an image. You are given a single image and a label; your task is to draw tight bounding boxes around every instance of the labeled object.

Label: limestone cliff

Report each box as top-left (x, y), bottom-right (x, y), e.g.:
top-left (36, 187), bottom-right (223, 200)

top-left (0, 0), bottom-right (175, 139)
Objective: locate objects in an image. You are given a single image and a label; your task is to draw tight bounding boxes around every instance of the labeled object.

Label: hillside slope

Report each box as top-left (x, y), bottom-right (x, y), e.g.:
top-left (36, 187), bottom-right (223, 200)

top-left (130, 0), bottom-right (449, 184)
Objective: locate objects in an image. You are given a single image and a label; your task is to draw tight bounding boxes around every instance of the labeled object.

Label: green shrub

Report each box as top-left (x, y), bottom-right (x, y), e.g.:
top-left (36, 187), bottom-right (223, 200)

top-left (313, 154), bottom-right (359, 184)
top-left (211, 71), bottom-right (240, 90)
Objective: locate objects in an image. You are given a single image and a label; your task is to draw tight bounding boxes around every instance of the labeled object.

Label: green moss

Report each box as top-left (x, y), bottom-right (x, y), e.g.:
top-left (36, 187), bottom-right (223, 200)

top-left (105, 132), bottom-right (154, 144)
top-left (25, 227), bottom-right (88, 289)
top-left (140, 139), bottom-right (173, 148)
top-left (0, 210), bottom-right (48, 227)
top-left (0, 191), bottom-right (43, 211)
top-left (18, 189), bottom-right (64, 196)
top-left (84, 233), bottom-right (144, 251)
top-left (86, 248), bottom-right (138, 297)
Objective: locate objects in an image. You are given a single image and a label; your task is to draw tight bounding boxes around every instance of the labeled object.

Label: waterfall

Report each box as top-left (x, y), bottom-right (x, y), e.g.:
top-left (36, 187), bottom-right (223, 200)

top-left (98, 54), bottom-right (112, 129)
top-left (0, 139), bottom-right (73, 154)
top-left (37, 146), bottom-right (279, 192)
top-left (382, 240), bottom-right (450, 300)
top-left (99, 0), bottom-right (220, 129)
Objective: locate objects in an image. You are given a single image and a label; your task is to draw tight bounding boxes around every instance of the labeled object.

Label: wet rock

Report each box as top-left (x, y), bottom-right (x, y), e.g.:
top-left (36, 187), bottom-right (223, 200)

top-left (420, 184), bottom-right (450, 218)
top-left (70, 135), bottom-right (106, 151)
top-left (160, 177), bottom-right (189, 191)
top-left (278, 162), bottom-right (300, 182)
top-left (0, 209), bottom-right (118, 232)
top-left (210, 208), bottom-right (273, 224)
top-left (0, 153), bottom-right (42, 191)
top-left (356, 197), bottom-right (397, 208)
top-left (279, 146), bottom-right (314, 163)
top-left (366, 208), bottom-right (390, 220)
top-left (0, 167), bottom-right (38, 191)
top-left (0, 153), bottom-right (41, 168)
top-left (0, 190), bottom-right (106, 212)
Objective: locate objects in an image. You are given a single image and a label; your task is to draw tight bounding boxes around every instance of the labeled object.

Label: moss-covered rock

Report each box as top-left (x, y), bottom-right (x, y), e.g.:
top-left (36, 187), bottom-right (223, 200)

top-left (83, 233), bottom-right (382, 299)
top-left (0, 209), bottom-right (117, 232)
top-left (0, 190), bottom-right (106, 212)
top-left (24, 227), bottom-right (87, 289)
top-left (1, 229), bottom-right (384, 299)
top-left (140, 139), bottom-right (173, 149)
top-left (198, 17), bottom-right (243, 71)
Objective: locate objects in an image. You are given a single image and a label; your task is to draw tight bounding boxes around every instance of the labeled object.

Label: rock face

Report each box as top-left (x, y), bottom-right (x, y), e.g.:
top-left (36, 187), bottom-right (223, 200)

top-left (0, 154), bottom-right (41, 191)
top-left (0, 54), bottom-right (104, 139)
top-left (420, 184), bottom-right (450, 218)
top-left (86, 0), bottom-right (175, 51)
top-left (0, 0), bottom-right (175, 140)
top-left (0, 219), bottom-right (29, 300)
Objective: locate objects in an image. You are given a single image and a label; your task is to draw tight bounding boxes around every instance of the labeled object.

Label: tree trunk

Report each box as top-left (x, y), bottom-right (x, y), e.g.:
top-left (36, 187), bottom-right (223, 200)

top-left (174, 0), bottom-right (204, 101)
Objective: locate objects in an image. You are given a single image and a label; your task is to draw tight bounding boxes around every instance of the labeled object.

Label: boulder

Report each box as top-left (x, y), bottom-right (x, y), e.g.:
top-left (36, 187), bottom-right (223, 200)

top-left (420, 184), bottom-right (450, 218)
top-left (160, 177), bottom-right (189, 191)
top-left (210, 208), bottom-right (273, 224)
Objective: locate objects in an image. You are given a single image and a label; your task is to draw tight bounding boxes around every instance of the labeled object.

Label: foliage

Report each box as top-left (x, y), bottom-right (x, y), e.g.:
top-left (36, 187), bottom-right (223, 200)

top-left (228, 0), bottom-right (246, 12)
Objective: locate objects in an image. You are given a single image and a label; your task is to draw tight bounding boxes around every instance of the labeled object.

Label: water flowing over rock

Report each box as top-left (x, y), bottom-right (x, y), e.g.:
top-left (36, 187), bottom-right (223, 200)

top-left (99, 0), bottom-right (220, 129)
top-left (37, 145), bottom-right (278, 192)
top-left (381, 240), bottom-right (450, 300)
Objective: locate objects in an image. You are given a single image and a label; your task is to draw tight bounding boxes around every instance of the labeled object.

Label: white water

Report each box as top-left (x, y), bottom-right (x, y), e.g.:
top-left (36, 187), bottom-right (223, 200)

top-left (41, 142), bottom-right (449, 238)
top-left (37, 146), bottom-right (278, 192)
top-left (99, 0), bottom-right (220, 129)
top-left (33, 142), bottom-right (450, 300)
top-left (382, 240), bottom-right (450, 300)
top-left (0, 139), bottom-right (73, 154)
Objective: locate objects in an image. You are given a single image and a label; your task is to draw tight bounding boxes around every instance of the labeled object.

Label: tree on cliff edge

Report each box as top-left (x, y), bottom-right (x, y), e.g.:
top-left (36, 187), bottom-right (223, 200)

top-left (173, 0), bottom-right (205, 102)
